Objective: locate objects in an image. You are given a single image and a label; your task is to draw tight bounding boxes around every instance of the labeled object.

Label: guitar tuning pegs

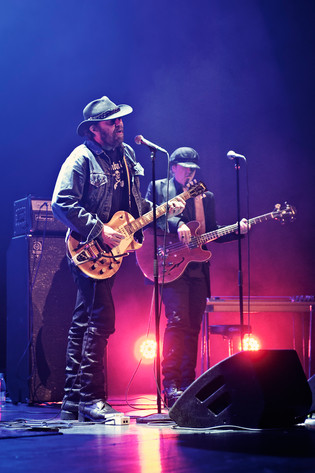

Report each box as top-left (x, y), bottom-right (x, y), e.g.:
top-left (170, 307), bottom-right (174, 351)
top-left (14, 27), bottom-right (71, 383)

top-left (274, 201), bottom-right (297, 224)
top-left (195, 193), bottom-right (206, 201)
top-left (187, 178), bottom-right (197, 188)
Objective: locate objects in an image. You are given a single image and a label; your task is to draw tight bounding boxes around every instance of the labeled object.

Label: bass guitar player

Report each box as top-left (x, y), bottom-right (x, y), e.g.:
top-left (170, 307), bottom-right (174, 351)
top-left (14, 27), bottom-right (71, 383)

top-left (144, 147), bottom-right (250, 407)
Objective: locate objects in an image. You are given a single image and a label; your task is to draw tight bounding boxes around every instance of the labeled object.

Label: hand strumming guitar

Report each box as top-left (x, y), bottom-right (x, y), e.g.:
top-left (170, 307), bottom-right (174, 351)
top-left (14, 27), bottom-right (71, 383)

top-left (177, 222), bottom-right (191, 244)
top-left (100, 225), bottom-right (125, 248)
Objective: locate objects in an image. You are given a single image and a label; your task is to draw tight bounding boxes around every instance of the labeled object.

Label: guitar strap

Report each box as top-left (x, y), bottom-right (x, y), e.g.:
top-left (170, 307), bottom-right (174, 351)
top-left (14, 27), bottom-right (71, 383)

top-left (194, 196), bottom-right (206, 235)
top-left (122, 153), bottom-right (132, 210)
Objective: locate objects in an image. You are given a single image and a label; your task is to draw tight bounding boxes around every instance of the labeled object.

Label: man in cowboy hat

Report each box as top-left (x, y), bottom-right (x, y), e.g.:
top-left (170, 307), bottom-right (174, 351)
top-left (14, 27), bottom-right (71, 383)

top-left (145, 147), bottom-right (249, 407)
top-left (52, 96), bottom-right (185, 421)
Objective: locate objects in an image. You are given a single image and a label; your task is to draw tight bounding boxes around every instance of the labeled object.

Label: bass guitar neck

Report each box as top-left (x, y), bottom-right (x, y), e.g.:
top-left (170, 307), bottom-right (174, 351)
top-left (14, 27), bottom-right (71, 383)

top-left (136, 202), bottom-right (296, 284)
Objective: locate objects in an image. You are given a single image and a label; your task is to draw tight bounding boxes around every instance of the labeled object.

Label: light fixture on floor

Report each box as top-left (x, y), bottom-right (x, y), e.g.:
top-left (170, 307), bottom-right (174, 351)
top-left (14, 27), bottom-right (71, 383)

top-left (134, 335), bottom-right (157, 364)
top-left (240, 334), bottom-right (261, 351)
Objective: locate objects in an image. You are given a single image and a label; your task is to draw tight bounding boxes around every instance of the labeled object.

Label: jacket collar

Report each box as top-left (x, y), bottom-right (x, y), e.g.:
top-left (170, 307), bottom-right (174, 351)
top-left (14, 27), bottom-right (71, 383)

top-left (84, 139), bottom-right (104, 156)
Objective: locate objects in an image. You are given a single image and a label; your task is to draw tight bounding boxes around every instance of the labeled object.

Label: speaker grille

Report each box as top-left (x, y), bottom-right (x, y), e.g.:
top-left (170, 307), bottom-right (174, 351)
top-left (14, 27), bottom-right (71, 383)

top-left (6, 235), bottom-right (76, 403)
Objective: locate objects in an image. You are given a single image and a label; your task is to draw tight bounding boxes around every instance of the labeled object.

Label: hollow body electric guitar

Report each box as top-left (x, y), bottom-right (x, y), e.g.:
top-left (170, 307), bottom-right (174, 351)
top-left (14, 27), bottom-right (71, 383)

top-left (136, 203), bottom-right (296, 284)
top-left (67, 181), bottom-right (207, 279)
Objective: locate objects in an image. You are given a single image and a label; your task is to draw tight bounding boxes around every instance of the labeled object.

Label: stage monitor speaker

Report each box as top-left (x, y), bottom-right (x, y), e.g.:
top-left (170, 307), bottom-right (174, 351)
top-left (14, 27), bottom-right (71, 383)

top-left (308, 374), bottom-right (315, 413)
top-left (6, 235), bottom-right (76, 403)
top-left (169, 350), bottom-right (312, 428)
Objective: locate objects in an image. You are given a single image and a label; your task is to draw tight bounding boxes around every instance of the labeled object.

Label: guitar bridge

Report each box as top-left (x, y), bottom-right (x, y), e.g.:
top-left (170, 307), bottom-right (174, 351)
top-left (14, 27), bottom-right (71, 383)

top-left (75, 250), bottom-right (94, 264)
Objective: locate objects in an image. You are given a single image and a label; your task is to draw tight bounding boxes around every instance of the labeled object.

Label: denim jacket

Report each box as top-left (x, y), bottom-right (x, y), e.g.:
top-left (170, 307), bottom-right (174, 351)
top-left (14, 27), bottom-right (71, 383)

top-left (52, 140), bottom-right (150, 243)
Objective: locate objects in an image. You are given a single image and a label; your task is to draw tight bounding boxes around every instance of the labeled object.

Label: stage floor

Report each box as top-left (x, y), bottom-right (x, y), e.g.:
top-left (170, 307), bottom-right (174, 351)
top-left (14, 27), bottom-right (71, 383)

top-left (0, 395), bottom-right (315, 473)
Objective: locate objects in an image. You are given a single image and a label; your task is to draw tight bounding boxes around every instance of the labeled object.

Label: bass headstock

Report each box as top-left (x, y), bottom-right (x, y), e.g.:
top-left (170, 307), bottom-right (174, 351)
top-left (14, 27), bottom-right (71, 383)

top-left (273, 202), bottom-right (297, 223)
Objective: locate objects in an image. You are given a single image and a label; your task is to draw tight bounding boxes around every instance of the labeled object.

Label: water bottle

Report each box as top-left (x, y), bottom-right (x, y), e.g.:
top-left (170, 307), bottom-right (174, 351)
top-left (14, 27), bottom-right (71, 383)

top-left (0, 373), bottom-right (6, 407)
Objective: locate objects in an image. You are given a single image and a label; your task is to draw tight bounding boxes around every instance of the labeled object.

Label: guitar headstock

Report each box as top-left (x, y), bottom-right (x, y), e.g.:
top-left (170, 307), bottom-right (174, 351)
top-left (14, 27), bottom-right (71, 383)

top-left (185, 180), bottom-right (208, 198)
top-left (273, 202), bottom-right (297, 223)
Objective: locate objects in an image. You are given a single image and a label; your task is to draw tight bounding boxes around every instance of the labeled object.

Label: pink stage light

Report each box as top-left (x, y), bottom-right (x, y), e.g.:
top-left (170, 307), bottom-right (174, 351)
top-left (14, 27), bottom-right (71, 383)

top-left (240, 334), bottom-right (261, 351)
top-left (134, 335), bottom-right (157, 364)
top-left (140, 339), bottom-right (157, 360)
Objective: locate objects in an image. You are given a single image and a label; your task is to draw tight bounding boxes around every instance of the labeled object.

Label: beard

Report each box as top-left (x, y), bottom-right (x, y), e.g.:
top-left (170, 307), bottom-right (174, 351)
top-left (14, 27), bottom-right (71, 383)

top-left (100, 127), bottom-right (124, 149)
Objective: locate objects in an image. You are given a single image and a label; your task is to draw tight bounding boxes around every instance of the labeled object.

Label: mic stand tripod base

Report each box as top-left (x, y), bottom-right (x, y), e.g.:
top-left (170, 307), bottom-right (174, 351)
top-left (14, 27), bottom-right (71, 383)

top-left (136, 412), bottom-right (172, 424)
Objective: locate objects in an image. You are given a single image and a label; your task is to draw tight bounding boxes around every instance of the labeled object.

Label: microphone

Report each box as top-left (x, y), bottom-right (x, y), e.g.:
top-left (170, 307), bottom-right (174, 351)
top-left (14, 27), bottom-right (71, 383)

top-left (227, 150), bottom-right (246, 160)
top-left (134, 135), bottom-right (167, 154)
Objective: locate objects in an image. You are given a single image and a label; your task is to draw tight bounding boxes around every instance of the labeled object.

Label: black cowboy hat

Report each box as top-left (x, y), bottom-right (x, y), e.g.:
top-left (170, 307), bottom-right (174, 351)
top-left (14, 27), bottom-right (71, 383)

top-left (77, 96), bottom-right (133, 136)
top-left (170, 147), bottom-right (200, 169)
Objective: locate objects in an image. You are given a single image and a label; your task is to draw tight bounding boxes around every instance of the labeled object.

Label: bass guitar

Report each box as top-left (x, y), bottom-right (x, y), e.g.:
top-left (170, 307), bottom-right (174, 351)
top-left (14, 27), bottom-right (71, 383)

top-left (67, 180), bottom-right (207, 279)
top-left (136, 202), bottom-right (296, 284)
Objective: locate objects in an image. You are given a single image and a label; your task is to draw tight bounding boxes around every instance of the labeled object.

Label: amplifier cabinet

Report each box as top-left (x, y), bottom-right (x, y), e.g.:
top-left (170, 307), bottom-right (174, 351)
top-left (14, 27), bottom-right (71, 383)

top-left (13, 196), bottom-right (66, 236)
top-left (6, 235), bottom-right (76, 403)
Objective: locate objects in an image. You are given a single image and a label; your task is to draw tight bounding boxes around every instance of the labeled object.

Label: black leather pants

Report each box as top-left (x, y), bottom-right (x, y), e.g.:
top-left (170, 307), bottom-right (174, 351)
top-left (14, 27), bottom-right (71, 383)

top-left (161, 271), bottom-right (208, 390)
top-left (63, 260), bottom-right (115, 404)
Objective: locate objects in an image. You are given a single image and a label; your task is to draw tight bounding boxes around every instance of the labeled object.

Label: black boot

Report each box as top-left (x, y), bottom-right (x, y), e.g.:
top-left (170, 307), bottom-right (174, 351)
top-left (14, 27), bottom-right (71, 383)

top-left (60, 399), bottom-right (79, 420)
top-left (78, 400), bottom-right (122, 422)
top-left (163, 385), bottom-right (183, 408)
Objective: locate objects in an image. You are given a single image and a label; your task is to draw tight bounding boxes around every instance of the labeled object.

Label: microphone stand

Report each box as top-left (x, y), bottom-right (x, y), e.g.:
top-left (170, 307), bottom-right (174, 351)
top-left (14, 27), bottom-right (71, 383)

top-left (150, 148), bottom-right (163, 414)
top-left (234, 157), bottom-right (244, 350)
top-left (137, 147), bottom-right (168, 423)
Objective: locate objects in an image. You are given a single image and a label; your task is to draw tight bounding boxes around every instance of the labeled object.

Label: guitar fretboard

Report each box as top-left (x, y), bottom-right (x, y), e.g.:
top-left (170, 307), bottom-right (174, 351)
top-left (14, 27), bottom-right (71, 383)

top-left (196, 212), bottom-right (277, 246)
top-left (125, 187), bottom-right (204, 235)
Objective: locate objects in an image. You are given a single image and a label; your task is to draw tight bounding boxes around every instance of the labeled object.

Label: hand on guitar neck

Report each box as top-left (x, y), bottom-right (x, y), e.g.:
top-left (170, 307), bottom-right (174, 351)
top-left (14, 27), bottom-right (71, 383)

top-left (236, 218), bottom-right (251, 234)
top-left (178, 217), bottom-right (250, 244)
top-left (168, 196), bottom-right (186, 217)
